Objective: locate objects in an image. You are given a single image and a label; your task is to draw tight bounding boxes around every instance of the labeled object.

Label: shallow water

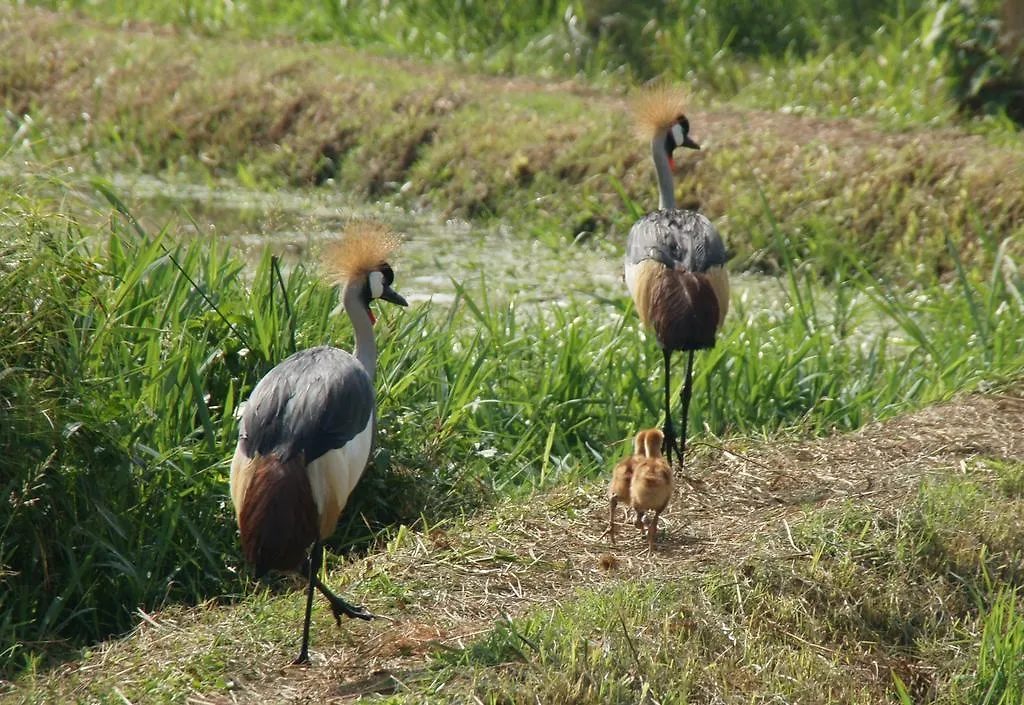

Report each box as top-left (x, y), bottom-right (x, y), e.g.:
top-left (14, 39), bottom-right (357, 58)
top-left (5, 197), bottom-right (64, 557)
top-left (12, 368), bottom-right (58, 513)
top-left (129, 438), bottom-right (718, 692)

top-left (110, 173), bottom-right (784, 310)
top-left (83, 173), bottom-right (914, 361)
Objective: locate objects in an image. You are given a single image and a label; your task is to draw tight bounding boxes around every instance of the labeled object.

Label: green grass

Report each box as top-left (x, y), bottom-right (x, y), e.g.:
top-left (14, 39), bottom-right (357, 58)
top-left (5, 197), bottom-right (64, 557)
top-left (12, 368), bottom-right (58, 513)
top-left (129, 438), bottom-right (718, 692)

top-left (4, 6), bottom-right (1024, 286)
top-left (2, 0), bottom-right (1024, 692)
top-left (970, 589), bottom-right (1024, 704)
top-left (25, 0), bottom-right (1021, 130)
top-left (12, 450), bottom-right (1024, 703)
top-left (2, 151), bottom-right (1022, 677)
top-left (28, 0), bottom-right (918, 70)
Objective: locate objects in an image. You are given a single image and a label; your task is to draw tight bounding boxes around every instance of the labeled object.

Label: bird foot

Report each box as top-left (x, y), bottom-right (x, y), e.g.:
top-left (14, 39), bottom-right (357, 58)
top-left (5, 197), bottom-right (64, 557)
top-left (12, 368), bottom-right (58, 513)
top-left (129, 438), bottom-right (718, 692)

top-left (661, 428), bottom-right (684, 467)
top-left (326, 596), bottom-right (375, 625)
top-left (313, 574), bottom-right (375, 624)
top-left (292, 650), bottom-right (311, 666)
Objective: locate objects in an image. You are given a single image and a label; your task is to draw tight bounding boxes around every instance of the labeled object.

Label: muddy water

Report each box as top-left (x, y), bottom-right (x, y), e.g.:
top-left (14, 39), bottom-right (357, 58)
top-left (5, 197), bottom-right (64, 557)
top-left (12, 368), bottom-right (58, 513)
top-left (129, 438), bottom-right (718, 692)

top-left (112, 174), bottom-right (784, 311)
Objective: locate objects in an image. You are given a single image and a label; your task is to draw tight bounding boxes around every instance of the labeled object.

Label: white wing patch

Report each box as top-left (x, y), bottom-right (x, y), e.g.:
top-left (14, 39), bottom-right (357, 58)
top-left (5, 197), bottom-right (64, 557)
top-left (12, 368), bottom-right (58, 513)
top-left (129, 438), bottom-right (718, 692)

top-left (228, 443), bottom-right (252, 522)
top-left (368, 271), bottom-right (384, 299)
top-left (306, 416), bottom-right (375, 539)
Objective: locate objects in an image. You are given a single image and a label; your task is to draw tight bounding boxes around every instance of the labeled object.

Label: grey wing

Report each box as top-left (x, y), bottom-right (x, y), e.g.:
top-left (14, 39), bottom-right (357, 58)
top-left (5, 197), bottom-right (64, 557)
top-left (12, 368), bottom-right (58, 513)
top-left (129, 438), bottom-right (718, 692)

top-left (625, 209), bottom-right (727, 273)
top-left (239, 346), bottom-right (374, 464)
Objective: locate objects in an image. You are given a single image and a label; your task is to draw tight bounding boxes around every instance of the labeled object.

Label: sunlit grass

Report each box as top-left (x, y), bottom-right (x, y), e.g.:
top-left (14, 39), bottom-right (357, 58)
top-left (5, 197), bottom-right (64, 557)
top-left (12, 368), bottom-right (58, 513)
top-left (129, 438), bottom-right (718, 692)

top-left (2, 162), bottom-right (1022, 676)
top-left (408, 462), bottom-right (1024, 704)
top-left (2, 0), bottom-right (1022, 697)
top-left (25, 0), bottom-right (996, 129)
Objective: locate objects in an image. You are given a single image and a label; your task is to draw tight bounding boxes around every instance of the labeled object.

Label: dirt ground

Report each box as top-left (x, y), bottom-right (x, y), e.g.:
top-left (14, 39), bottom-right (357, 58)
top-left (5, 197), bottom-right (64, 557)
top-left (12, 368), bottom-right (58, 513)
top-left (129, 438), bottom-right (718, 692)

top-left (50, 382), bottom-right (1018, 704)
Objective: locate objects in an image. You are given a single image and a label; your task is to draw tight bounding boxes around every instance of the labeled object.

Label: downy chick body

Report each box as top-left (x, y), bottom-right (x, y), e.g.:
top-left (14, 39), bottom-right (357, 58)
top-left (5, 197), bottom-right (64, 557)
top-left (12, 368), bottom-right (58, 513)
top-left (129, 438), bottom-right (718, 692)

top-left (629, 428), bottom-right (674, 551)
top-left (608, 430), bottom-right (646, 545)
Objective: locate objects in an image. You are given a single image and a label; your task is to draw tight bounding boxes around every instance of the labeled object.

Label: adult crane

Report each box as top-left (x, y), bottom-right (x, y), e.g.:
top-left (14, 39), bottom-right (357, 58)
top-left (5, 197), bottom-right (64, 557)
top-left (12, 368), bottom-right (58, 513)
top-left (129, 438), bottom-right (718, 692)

top-left (624, 85), bottom-right (730, 467)
top-left (229, 221), bottom-right (407, 665)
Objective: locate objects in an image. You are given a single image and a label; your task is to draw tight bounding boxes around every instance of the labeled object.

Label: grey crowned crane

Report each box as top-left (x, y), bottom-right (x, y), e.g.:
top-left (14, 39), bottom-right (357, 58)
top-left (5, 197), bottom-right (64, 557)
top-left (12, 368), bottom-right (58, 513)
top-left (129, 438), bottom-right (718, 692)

top-left (229, 221), bottom-right (407, 665)
top-left (624, 85), bottom-right (730, 468)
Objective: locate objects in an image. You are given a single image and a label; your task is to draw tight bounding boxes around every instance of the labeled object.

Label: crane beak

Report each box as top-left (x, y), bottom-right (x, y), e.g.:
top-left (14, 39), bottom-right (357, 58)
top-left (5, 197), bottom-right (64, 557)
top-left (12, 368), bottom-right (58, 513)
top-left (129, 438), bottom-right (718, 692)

top-left (368, 286), bottom-right (407, 326)
top-left (380, 286), bottom-right (408, 307)
top-left (668, 137), bottom-right (699, 170)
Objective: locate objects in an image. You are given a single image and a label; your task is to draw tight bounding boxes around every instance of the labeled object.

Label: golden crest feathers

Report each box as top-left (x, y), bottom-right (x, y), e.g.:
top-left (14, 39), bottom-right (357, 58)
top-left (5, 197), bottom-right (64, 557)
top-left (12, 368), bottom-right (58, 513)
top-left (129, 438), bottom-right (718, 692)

top-left (632, 83), bottom-right (689, 141)
top-left (321, 220), bottom-right (402, 284)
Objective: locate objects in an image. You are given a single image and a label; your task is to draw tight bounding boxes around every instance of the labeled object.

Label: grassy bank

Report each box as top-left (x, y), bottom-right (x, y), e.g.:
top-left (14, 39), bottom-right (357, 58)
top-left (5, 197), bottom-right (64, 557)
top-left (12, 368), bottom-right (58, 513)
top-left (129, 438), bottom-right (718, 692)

top-left (9, 386), bottom-right (1024, 703)
top-left (3, 6), bottom-right (1024, 282)
top-left (417, 450), bottom-right (1024, 704)
top-left (20, 0), bottom-right (1001, 126)
top-left (3, 0), bottom-right (1024, 696)
top-left (2, 154), bottom-right (1023, 677)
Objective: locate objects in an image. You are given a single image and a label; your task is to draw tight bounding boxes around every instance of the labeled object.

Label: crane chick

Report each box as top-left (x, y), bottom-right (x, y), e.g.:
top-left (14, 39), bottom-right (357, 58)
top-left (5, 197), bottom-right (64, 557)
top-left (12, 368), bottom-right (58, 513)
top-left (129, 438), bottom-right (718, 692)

top-left (229, 220), bottom-right (407, 665)
top-left (608, 428), bottom-right (674, 551)
top-left (629, 428), bottom-right (675, 553)
top-left (608, 430), bottom-right (647, 546)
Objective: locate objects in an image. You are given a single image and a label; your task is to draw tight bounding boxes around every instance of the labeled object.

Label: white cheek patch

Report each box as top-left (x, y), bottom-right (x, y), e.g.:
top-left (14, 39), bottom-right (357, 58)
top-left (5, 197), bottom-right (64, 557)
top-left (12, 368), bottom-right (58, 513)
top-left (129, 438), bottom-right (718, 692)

top-left (671, 123), bottom-right (684, 146)
top-left (368, 271), bottom-right (384, 299)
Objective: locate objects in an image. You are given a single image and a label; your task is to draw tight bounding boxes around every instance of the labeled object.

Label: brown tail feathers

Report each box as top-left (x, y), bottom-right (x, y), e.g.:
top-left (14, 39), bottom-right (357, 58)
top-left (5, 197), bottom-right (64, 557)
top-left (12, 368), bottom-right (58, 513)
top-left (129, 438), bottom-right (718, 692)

top-left (649, 269), bottom-right (720, 351)
top-left (238, 454), bottom-right (319, 578)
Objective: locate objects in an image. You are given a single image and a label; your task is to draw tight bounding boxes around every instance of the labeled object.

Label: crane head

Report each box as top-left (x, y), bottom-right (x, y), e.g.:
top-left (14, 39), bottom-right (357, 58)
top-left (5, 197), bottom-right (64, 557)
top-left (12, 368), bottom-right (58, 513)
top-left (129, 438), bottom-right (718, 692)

top-left (322, 220), bottom-right (407, 324)
top-left (363, 262), bottom-right (407, 325)
top-left (633, 430), bottom-right (648, 456)
top-left (643, 428), bottom-right (665, 458)
top-left (632, 83), bottom-right (700, 168)
top-left (665, 115), bottom-right (700, 169)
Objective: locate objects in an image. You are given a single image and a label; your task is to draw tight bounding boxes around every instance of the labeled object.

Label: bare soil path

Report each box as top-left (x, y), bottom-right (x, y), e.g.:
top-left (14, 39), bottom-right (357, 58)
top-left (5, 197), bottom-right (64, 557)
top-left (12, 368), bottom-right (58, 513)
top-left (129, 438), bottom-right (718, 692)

top-left (28, 383), bottom-right (1019, 704)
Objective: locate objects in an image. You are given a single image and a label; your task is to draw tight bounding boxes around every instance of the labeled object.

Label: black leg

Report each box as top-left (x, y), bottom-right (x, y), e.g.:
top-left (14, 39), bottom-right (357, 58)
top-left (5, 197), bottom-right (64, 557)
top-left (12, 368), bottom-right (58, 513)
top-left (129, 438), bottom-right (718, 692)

top-left (662, 348), bottom-right (684, 464)
top-left (296, 548), bottom-right (376, 625)
top-left (662, 348), bottom-right (677, 466)
top-left (678, 350), bottom-right (695, 464)
top-left (293, 540), bottom-right (321, 665)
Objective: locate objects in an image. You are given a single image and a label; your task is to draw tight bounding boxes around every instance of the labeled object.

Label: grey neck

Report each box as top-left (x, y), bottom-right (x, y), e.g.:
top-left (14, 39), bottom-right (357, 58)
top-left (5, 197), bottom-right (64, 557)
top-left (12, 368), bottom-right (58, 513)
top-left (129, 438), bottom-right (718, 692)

top-left (651, 135), bottom-right (676, 210)
top-left (343, 282), bottom-right (377, 381)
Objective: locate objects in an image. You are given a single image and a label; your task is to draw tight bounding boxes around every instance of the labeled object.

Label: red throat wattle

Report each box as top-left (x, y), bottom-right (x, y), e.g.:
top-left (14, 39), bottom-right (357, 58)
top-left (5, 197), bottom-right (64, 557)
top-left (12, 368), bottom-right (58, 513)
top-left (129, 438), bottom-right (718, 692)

top-left (367, 307), bottom-right (377, 326)
top-left (668, 156), bottom-right (676, 170)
